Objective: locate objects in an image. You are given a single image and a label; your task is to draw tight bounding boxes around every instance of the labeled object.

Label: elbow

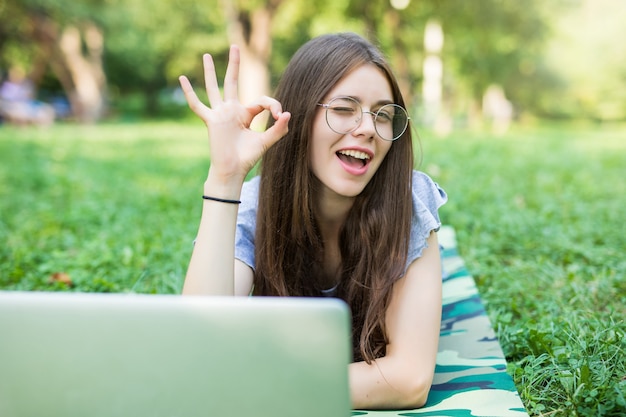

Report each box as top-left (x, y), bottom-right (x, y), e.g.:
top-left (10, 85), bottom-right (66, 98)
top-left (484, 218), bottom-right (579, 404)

top-left (350, 360), bottom-right (434, 410)
top-left (396, 375), bottom-right (432, 409)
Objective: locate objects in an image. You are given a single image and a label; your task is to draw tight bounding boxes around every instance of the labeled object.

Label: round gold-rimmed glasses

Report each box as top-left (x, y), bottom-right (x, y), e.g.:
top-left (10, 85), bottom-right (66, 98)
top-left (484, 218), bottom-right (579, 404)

top-left (317, 96), bottom-right (410, 141)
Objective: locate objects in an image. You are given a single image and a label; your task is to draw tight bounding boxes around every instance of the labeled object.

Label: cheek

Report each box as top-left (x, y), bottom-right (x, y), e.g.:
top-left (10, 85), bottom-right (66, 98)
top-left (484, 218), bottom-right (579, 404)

top-left (308, 117), bottom-right (326, 167)
top-left (377, 140), bottom-right (393, 162)
top-left (312, 111), bottom-right (329, 137)
top-left (310, 114), bottom-right (333, 153)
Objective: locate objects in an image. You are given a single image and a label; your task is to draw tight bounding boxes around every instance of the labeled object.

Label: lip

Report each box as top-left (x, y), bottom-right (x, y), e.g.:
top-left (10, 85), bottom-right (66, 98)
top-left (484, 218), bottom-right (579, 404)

top-left (335, 146), bottom-right (374, 176)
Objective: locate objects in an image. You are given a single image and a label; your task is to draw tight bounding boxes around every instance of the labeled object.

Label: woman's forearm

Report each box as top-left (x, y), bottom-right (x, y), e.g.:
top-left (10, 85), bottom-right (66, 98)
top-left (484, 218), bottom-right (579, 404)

top-left (182, 173), bottom-right (244, 296)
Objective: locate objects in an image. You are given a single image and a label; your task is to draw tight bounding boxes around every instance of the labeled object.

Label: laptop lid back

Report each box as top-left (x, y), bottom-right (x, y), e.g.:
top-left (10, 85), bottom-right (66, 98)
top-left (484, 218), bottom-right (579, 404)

top-left (0, 291), bottom-right (352, 417)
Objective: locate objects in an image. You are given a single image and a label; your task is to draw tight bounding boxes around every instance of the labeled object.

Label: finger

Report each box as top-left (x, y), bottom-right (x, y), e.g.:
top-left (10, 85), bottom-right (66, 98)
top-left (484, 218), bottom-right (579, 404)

top-left (259, 111), bottom-right (291, 149)
top-left (179, 75), bottom-right (206, 115)
top-left (245, 96), bottom-right (283, 119)
top-left (223, 45), bottom-right (240, 102)
top-left (266, 98), bottom-right (285, 120)
top-left (203, 53), bottom-right (222, 106)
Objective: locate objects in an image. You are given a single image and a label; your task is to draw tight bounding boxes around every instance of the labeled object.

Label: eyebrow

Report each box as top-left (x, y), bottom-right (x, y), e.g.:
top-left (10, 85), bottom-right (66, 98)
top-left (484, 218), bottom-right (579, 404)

top-left (331, 95), bottom-right (395, 106)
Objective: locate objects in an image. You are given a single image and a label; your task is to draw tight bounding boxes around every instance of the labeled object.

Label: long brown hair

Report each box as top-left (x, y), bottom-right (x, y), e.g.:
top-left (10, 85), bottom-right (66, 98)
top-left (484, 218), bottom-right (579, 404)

top-left (254, 33), bottom-right (414, 363)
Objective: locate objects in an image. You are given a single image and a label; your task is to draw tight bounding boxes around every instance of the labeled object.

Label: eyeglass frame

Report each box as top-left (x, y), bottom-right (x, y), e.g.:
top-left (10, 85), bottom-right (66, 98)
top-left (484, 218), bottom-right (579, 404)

top-left (316, 96), bottom-right (411, 141)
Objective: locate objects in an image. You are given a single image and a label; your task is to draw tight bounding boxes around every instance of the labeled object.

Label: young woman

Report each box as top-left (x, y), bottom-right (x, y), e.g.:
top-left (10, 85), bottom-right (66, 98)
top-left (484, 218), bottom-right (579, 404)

top-left (179, 33), bottom-right (447, 410)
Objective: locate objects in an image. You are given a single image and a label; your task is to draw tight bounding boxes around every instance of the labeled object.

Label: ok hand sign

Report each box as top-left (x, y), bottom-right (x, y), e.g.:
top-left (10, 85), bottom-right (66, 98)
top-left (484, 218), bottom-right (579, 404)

top-left (179, 45), bottom-right (291, 185)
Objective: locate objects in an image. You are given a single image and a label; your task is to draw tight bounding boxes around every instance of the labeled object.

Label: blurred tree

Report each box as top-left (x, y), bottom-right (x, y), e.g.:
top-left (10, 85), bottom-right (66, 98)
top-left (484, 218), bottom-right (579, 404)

top-left (288, 0), bottom-right (560, 124)
top-left (221, 0), bottom-right (282, 108)
top-left (540, 0), bottom-right (626, 121)
top-left (345, 0), bottom-right (434, 106)
top-left (4, 0), bottom-right (616, 122)
top-left (0, 0), bottom-right (108, 122)
top-left (0, 1), bottom-right (31, 71)
top-left (271, 0), bottom-right (435, 107)
top-left (101, 0), bottom-right (228, 116)
top-left (431, 0), bottom-right (565, 125)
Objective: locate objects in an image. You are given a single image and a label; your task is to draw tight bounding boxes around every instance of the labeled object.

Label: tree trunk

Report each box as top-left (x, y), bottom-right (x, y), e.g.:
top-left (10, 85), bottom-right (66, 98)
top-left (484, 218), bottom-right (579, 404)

top-left (222, 0), bottom-right (282, 129)
top-left (56, 23), bottom-right (107, 122)
top-left (384, 10), bottom-right (413, 106)
top-left (28, 13), bottom-right (107, 123)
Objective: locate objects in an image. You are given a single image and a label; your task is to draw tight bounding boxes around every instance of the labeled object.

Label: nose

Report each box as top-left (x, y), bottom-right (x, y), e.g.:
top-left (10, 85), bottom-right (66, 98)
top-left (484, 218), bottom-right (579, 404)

top-left (353, 110), bottom-right (377, 139)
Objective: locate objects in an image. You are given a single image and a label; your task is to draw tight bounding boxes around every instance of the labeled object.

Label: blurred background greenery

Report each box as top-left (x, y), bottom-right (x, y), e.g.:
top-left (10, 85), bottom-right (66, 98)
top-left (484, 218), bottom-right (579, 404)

top-left (1, 0), bottom-right (625, 124)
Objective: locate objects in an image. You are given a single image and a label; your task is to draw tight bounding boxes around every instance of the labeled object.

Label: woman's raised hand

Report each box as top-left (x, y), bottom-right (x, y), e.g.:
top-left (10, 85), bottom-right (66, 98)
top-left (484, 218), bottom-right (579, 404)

top-left (178, 45), bottom-right (290, 186)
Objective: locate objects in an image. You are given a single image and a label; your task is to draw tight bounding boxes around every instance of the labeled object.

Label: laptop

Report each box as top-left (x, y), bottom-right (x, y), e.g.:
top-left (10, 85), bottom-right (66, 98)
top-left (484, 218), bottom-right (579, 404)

top-left (0, 291), bottom-right (352, 417)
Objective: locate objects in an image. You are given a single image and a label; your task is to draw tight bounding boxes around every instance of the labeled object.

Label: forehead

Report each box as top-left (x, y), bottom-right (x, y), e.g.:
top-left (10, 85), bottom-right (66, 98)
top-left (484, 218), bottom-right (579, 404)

top-left (325, 64), bottom-right (393, 103)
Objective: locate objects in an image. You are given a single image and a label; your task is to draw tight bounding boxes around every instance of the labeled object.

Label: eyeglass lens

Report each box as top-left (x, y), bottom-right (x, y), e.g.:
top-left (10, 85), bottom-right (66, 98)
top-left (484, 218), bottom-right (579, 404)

top-left (324, 97), bottom-right (409, 141)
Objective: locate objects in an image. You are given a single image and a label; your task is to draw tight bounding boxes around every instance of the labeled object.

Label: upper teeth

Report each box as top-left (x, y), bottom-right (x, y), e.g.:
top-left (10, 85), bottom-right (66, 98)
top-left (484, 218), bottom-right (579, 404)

top-left (339, 150), bottom-right (370, 160)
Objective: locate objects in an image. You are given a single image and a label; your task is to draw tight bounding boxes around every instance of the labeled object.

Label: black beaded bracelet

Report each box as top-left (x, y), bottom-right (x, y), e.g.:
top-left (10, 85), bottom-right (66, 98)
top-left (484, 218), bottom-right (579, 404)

top-left (202, 195), bottom-right (241, 204)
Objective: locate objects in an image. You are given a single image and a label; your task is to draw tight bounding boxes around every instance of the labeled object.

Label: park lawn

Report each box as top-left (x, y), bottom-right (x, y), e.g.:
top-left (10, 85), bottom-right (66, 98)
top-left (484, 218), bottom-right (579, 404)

top-left (420, 123), bottom-right (626, 416)
top-left (1, 121), bottom-right (625, 416)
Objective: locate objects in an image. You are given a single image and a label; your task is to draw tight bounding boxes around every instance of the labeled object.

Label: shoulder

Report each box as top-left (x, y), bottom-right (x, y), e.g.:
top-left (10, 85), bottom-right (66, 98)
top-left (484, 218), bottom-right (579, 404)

top-left (241, 175), bottom-right (261, 201)
top-left (235, 176), bottom-right (261, 270)
top-left (238, 176), bottom-right (260, 232)
top-left (411, 170), bottom-right (447, 212)
top-left (407, 170), bottom-right (447, 268)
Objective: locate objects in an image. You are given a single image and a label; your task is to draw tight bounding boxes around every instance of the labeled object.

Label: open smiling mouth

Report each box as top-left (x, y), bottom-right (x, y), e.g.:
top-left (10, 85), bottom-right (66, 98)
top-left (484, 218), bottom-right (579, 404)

top-left (336, 149), bottom-right (371, 167)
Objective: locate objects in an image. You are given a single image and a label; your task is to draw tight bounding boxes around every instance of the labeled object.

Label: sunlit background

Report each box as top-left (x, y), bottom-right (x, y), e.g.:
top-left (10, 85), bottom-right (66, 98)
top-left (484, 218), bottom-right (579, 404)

top-left (1, 0), bottom-right (625, 127)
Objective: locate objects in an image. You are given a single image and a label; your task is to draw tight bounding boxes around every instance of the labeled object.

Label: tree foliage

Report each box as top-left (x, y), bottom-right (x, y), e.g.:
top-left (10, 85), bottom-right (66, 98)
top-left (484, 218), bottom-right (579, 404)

top-left (540, 0), bottom-right (626, 121)
top-left (0, 0), bottom-right (109, 121)
top-left (1, 0), bottom-right (623, 121)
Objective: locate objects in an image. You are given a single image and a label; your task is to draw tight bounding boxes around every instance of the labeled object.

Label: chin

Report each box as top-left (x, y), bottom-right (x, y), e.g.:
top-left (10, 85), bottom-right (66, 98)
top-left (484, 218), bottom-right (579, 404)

top-left (329, 178), bottom-right (370, 199)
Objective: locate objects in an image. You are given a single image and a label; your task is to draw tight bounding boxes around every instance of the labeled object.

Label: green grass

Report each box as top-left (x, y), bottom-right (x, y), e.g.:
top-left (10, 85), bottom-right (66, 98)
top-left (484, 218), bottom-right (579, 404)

top-left (0, 122), bottom-right (208, 294)
top-left (420, 123), bottom-right (626, 416)
top-left (1, 121), bottom-right (625, 415)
